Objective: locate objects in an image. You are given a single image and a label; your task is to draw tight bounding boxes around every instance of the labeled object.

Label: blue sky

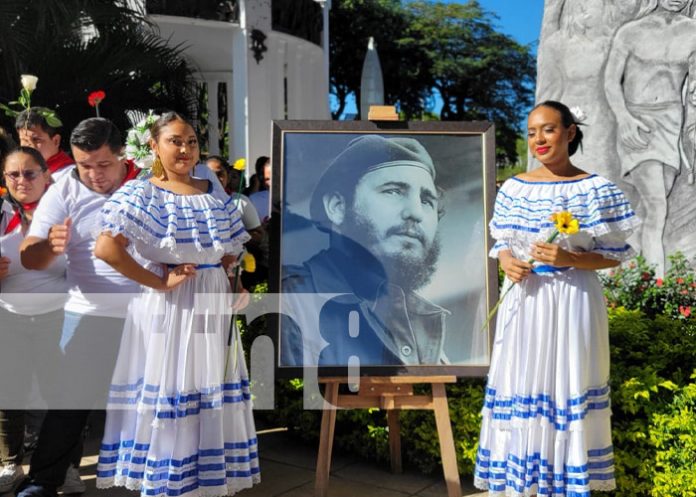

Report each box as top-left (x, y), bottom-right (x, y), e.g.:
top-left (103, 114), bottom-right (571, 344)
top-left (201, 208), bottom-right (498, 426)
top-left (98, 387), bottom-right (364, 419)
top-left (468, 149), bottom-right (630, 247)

top-left (475, 0), bottom-right (544, 53)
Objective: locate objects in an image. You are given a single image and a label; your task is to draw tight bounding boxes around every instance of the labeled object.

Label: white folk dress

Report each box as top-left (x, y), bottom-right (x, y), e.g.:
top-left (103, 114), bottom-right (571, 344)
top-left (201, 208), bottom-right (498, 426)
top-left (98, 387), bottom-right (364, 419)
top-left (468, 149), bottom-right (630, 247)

top-left (474, 174), bottom-right (639, 497)
top-left (95, 180), bottom-right (259, 497)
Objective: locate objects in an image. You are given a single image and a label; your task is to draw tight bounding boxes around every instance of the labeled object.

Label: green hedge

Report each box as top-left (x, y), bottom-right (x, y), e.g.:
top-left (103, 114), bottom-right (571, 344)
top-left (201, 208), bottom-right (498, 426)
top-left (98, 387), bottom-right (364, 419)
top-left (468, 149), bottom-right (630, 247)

top-left (248, 254), bottom-right (696, 495)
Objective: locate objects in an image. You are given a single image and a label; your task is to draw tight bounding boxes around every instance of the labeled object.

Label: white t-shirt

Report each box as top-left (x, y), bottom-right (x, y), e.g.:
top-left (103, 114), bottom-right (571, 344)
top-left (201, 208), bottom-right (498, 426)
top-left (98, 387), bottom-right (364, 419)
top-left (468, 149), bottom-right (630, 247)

top-left (51, 164), bottom-right (75, 183)
top-left (0, 202), bottom-right (68, 315)
top-left (27, 170), bottom-right (140, 318)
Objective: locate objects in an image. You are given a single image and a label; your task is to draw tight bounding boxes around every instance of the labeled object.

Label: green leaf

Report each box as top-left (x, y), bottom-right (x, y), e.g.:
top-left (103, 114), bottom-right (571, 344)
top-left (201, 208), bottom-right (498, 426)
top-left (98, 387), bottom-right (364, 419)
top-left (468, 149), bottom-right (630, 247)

top-left (45, 114), bottom-right (63, 128)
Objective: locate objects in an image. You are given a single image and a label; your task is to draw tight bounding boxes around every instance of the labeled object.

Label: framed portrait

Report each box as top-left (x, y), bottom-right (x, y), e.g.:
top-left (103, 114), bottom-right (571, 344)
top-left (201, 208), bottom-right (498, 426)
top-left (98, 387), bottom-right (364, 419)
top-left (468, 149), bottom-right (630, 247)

top-left (269, 120), bottom-right (497, 377)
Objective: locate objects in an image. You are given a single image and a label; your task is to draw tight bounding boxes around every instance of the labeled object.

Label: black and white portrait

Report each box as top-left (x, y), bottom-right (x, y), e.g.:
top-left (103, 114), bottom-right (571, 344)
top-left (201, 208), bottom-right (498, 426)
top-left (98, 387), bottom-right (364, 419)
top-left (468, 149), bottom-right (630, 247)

top-left (271, 121), bottom-right (496, 374)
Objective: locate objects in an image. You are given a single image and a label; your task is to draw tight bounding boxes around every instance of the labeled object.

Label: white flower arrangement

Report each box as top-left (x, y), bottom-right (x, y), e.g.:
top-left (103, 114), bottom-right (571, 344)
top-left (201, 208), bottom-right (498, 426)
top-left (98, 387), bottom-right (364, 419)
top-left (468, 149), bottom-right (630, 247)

top-left (569, 106), bottom-right (587, 123)
top-left (124, 110), bottom-right (160, 170)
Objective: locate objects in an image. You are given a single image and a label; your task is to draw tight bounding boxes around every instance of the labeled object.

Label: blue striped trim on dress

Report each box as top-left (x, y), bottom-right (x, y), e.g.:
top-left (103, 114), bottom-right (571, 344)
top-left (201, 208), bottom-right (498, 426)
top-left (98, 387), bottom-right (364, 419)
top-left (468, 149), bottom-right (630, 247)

top-left (491, 210), bottom-right (637, 234)
top-left (496, 182), bottom-right (618, 204)
top-left (103, 199), bottom-right (242, 233)
top-left (107, 381), bottom-right (252, 417)
top-left (475, 446), bottom-right (614, 497)
top-left (483, 385), bottom-right (611, 430)
top-left (510, 174), bottom-right (597, 185)
top-left (165, 263), bottom-right (222, 270)
top-left (102, 210), bottom-right (246, 247)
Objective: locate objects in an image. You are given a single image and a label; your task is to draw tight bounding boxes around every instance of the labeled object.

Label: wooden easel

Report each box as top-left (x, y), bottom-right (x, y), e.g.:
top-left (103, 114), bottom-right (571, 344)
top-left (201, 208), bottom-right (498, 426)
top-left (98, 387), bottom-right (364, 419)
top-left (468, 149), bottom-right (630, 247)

top-left (314, 376), bottom-right (461, 497)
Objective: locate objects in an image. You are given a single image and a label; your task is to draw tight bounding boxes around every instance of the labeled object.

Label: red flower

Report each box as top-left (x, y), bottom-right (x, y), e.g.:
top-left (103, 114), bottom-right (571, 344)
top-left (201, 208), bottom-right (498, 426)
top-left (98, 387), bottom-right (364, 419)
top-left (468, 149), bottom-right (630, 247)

top-left (87, 90), bottom-right (106, 107)
top-left (679, 305), bottom-right (692, 318)
top-left (641, 272), bottom-right (651, 281)
top-left (656, 278), bottom-right (664, 287)
top-left (677, 278), bottom-right (685, 284)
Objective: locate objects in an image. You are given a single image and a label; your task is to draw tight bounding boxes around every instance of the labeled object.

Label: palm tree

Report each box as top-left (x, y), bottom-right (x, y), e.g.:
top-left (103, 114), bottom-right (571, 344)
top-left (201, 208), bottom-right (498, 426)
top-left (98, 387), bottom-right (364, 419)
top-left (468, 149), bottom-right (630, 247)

top-left (0, 0), bottom-right (198, 137)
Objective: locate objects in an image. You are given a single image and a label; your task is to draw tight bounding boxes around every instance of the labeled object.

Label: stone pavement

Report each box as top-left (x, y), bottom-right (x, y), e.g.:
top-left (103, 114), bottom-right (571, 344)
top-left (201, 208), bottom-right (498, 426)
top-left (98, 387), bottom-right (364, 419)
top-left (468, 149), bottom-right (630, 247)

top-left (7, 413), bottom-right (488, 497)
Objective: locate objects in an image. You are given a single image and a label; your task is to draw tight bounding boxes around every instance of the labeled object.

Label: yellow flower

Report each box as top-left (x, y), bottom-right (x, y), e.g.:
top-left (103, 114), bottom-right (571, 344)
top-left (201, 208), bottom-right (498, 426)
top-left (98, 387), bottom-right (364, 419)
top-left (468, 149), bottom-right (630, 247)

top-left (550, 211), bottom-right (579, 235)
top-left (233, 158), bottom-right (246, 171)
top-left (241, 252), bottom-right (256, 273)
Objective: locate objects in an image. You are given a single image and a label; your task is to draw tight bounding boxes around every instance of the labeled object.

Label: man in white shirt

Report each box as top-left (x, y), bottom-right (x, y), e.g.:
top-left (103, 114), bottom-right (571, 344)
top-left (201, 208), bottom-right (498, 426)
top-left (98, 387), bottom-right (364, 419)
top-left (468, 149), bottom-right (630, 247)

top-left (17, 118), bottom-right (139, 497)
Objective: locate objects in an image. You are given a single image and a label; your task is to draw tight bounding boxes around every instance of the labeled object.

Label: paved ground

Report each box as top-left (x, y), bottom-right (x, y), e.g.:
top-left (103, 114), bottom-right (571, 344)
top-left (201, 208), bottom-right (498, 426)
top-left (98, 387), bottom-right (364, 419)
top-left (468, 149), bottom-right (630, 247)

top-left (6, 413), bottom-right (487, 497)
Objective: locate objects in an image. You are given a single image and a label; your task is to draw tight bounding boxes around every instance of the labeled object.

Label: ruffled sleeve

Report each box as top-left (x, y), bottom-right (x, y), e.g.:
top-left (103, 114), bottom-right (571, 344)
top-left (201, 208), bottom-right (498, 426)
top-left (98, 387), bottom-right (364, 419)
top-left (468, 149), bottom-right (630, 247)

top-left (488, 183), bottom-right (515, 259)
top-left (584, 179), bottom-right (640, 261)
top-left (100, 180), bottom-right (250, 259)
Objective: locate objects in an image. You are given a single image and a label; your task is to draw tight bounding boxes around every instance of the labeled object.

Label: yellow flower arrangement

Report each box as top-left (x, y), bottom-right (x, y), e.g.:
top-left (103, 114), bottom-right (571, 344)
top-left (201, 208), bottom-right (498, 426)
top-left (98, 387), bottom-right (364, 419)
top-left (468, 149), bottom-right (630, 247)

top-left (481, 210), bottom-right (579, 331)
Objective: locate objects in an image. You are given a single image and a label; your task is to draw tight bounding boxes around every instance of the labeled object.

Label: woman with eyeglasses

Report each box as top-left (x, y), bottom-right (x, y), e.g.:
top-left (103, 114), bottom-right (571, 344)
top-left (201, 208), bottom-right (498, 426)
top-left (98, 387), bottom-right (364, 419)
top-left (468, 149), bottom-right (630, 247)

top-left (93, 112), bottom-right (259, 496)
top-left (0, 146), bottom-right (67, 493)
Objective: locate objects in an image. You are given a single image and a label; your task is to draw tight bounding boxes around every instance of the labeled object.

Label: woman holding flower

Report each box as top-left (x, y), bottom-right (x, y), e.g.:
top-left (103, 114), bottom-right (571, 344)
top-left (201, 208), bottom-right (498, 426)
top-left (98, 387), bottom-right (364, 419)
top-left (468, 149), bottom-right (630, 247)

top-left (474, 101), bottom-right (640, 496)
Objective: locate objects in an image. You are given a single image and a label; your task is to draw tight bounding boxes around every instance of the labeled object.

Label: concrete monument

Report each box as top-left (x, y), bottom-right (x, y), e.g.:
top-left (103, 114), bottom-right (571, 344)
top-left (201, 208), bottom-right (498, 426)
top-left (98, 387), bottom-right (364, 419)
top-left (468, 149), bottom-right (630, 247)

top-left (536, 0), bottom-right (696, 274)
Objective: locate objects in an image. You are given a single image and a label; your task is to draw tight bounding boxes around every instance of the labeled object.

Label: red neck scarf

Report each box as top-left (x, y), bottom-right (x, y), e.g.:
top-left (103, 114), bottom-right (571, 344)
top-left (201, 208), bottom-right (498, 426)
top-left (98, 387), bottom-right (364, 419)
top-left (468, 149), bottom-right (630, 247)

top-left (119, 160), bottom-right (140, 188)
top-left (46, 151), bottom-right (74, 174)
top-left (4, 200), bottom-right (40, 235)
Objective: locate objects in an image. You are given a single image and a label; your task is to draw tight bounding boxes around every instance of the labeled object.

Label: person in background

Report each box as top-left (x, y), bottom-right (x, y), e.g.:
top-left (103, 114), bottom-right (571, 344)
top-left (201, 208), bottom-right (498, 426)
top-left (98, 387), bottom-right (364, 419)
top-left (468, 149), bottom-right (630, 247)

top-left (0, 147), bottom-right (67, 494)
top-left (248, 156), bottom-right (270, 222)
top-left (244, 155), bottom-right (270, 196)
top-left (15, 109), bottom-right (73, 182)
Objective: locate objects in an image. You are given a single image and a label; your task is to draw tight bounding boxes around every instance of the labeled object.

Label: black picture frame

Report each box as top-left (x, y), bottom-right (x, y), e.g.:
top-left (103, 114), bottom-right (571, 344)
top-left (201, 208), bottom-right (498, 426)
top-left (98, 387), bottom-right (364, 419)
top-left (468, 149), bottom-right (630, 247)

top-left (268, 120), bottom-right (498, 378)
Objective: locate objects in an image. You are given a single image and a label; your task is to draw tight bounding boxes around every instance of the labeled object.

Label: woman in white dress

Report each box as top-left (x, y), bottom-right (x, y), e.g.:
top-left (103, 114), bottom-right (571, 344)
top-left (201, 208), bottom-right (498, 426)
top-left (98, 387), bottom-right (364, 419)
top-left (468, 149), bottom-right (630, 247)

top-left (0, 147), bottom-right (67, 492)
top-left (93, 112), bottom-right (259, 497)
top-left (474, 101), bottom-right (640, 496)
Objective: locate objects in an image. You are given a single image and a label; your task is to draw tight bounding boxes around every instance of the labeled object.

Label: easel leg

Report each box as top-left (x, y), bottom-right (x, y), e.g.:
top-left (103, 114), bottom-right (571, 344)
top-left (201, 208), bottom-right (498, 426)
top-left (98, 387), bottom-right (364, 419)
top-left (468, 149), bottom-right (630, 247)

top-left (432, 383), bottom-right (461, 497)
top-left (315, 382), bottom-right (339, 497)
top-left (387, 410), bottom-right (402, 474)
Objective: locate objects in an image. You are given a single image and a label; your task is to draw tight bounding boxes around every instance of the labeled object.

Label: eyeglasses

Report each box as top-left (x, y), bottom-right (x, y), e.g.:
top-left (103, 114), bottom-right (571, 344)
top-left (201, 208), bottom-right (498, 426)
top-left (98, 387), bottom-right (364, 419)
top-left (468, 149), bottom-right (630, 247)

top-left (165, 137), bottom-right (199, 148)
top-left (4, 170), bottom-right (43, 182)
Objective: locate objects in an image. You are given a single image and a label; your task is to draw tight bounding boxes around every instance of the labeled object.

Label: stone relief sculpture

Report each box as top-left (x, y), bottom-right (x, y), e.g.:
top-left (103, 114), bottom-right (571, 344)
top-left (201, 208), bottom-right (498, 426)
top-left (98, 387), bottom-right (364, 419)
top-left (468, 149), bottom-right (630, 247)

top-left (536, 0), bottom-right (696, 274)
top-left (604, 0), bottom-right (696, 275)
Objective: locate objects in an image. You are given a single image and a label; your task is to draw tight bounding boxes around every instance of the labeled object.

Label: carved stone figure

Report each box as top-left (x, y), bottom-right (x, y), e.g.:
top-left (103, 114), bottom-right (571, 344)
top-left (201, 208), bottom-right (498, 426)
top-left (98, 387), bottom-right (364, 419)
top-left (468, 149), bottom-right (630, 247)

top-left (604, 0), bottom-right (696, 274)
top-left (536, 0), bottom-right (696, 274)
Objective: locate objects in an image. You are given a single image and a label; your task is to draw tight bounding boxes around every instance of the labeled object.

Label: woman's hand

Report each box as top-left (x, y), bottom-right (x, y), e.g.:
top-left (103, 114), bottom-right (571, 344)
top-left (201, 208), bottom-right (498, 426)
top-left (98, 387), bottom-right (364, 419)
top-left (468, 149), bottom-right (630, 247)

top-left (531, 242), bottom-right (573, 267)
top-left (160, 264), bottom-right (196, 291)
top-left (499, 251), bottom-right (532, 283)
top-left (0, 256), bottom-right (10, 280)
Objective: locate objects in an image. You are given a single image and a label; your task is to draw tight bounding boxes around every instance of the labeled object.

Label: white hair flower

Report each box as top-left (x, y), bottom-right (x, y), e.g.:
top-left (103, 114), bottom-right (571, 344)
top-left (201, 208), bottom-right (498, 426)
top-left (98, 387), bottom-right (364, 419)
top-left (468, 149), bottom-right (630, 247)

top-left (20, 74), bottom-right (38, 92)
top-left (569, 106), bottom-right (587, 123)
top-left (124, 110), bottom-right (160, 170)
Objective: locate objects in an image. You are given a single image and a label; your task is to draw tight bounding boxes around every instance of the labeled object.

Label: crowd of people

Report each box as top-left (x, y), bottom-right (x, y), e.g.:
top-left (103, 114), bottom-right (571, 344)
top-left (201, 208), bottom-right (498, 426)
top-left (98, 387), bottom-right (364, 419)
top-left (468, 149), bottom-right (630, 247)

top-left (0, 93), bottom-right (641, 497)
top-left (0, 107), bottom-right (265, 497)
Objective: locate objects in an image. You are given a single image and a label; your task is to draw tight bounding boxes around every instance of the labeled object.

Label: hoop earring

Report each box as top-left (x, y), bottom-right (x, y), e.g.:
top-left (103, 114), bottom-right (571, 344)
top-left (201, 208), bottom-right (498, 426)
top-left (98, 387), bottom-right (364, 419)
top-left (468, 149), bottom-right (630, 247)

top-left (151, 155), bottom-right (164, 178)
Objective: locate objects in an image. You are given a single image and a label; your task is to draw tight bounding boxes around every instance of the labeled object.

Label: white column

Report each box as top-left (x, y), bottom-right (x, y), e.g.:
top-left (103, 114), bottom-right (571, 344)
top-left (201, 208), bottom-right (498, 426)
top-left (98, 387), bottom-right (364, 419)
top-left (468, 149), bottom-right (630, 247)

top-left (321, 0), bottom-right (331, 118)
top-left (207, 78), bottom-right (220, 155)
top-left (231, 24), bottom-right (249, 164)
top-left (270, 37), bottom-right (287, 120)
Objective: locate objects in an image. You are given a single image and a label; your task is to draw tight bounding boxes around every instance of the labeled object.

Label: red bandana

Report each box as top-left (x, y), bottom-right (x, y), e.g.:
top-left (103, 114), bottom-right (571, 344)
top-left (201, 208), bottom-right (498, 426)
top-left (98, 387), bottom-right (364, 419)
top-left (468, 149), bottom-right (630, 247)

top-left (46, 151), bottom-right (74, 174)
top-left (4, 200), bottom-right (40, 235)
top-left (119, 160), bottom-right (140, 188)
